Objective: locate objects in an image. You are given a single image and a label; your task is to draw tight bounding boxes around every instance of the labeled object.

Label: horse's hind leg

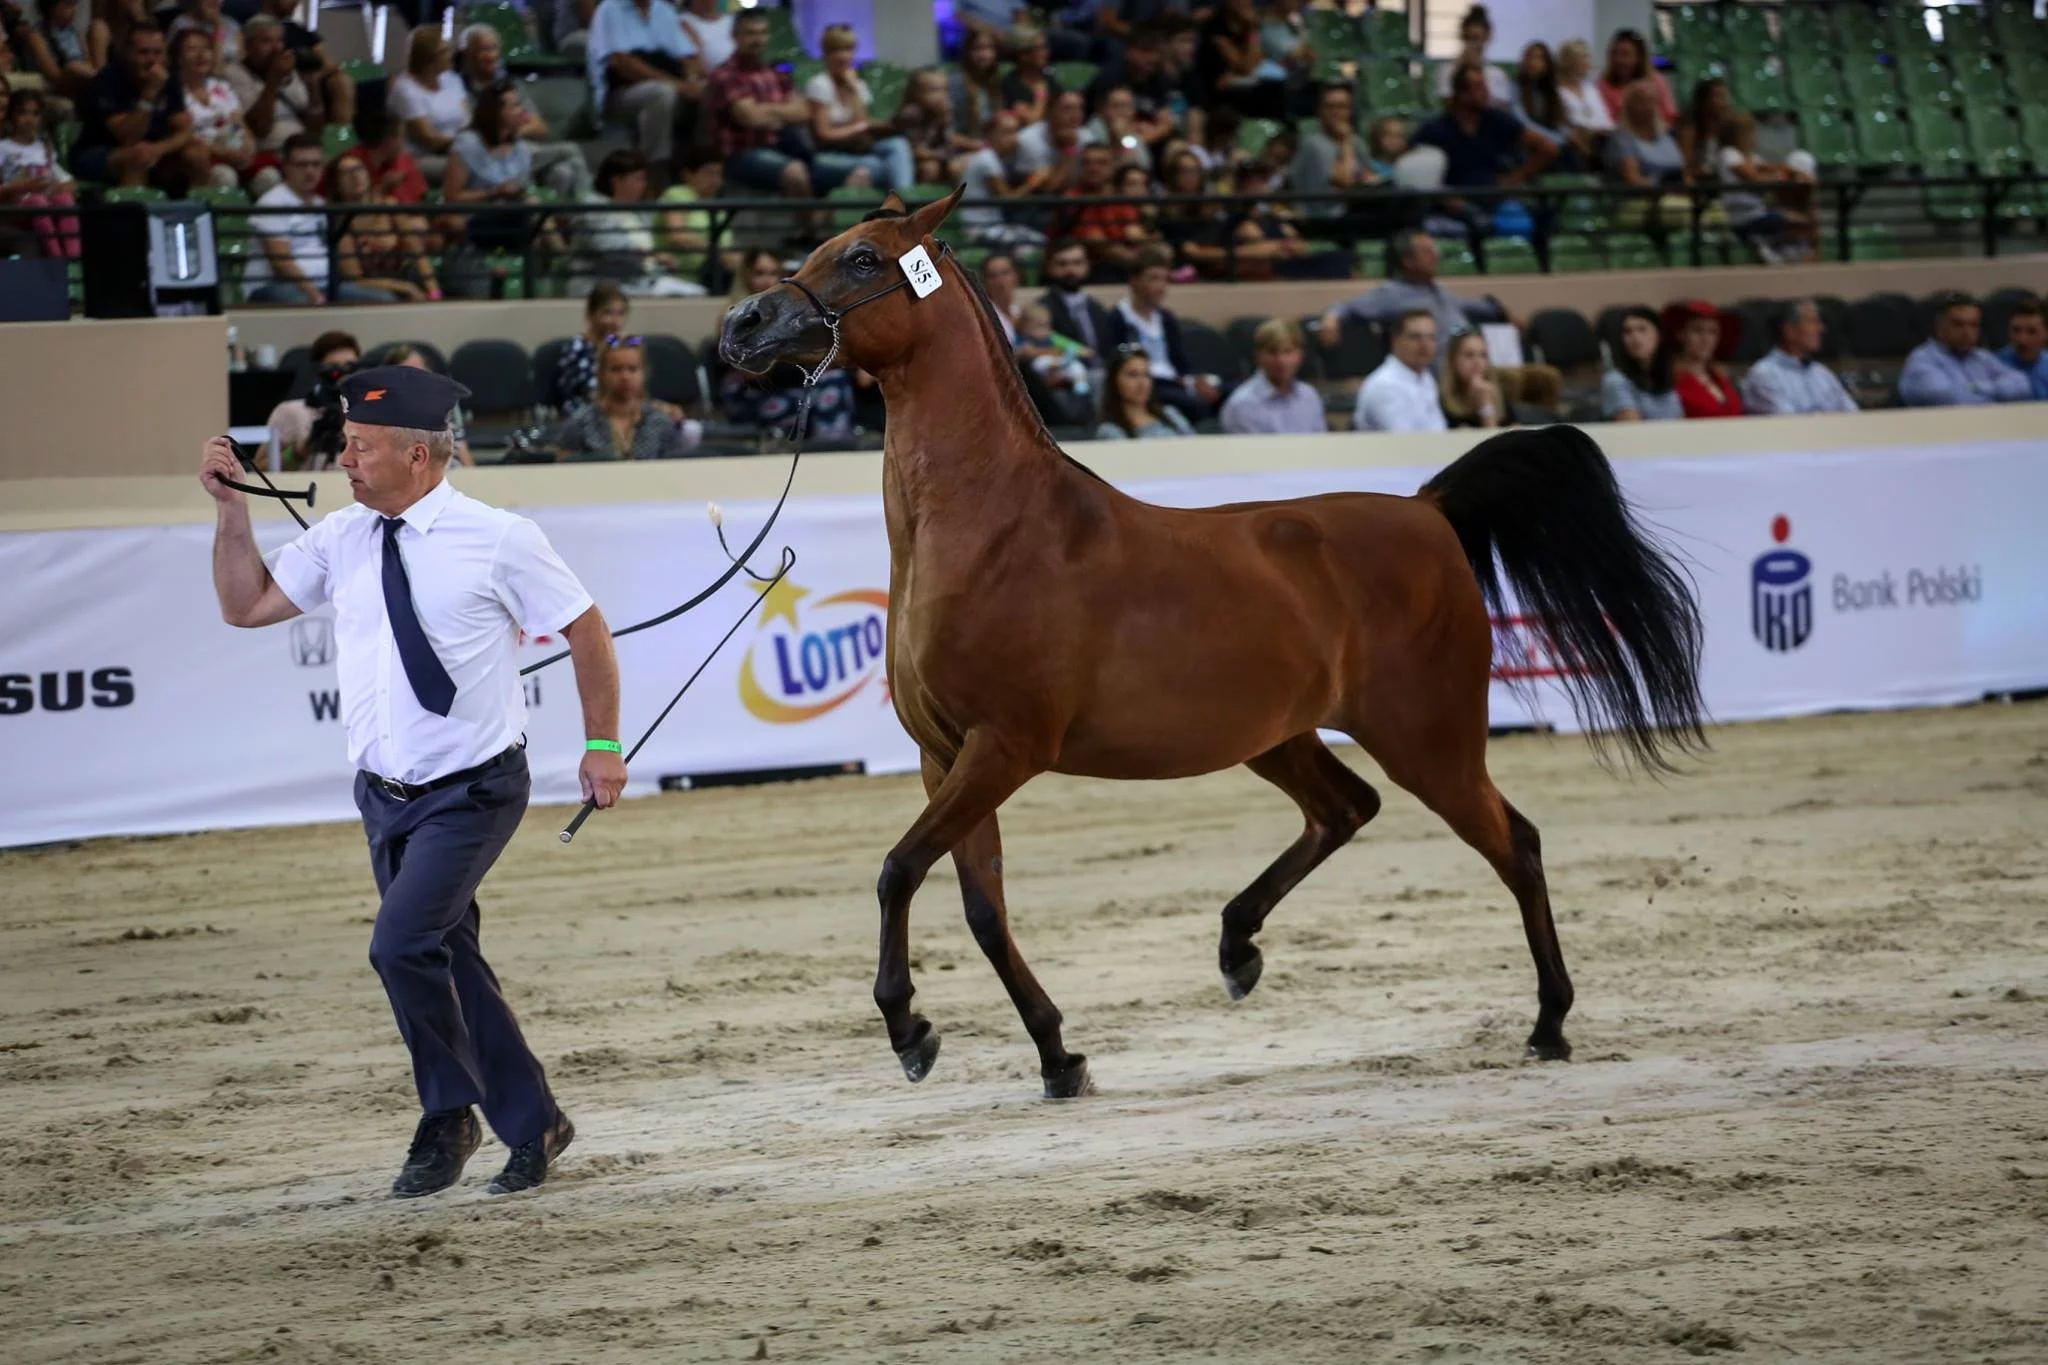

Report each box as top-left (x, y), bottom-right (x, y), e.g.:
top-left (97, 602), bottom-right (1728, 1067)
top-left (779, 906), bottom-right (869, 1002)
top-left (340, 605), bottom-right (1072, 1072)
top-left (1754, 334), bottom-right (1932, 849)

top-left (947, 809), bottom-right (1092, 1099)
top-left (1219, 733), bottom-right (1382, 1001)
top-left (1359, 716), bottom-right (1574, 1060)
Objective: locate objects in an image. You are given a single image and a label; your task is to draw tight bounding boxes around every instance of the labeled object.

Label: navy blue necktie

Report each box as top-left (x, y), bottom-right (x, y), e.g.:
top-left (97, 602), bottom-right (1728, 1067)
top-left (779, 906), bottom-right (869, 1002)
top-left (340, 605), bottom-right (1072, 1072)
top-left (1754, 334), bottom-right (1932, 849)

top-left (379, 517), bottom-right (456, 717)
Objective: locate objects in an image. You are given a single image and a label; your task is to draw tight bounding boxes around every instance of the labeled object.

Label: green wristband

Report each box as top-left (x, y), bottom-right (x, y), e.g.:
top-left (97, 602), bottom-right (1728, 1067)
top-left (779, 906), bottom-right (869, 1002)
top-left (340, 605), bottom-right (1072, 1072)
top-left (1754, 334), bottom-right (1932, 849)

top-left (585, 739), bottom-right (623, 754)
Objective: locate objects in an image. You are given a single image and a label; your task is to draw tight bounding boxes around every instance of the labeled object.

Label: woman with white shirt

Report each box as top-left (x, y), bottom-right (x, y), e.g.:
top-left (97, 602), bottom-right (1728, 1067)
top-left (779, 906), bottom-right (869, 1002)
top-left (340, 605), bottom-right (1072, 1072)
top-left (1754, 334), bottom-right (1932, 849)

top-left (804, 24), bottom-right (914, 191)
top-left (1554, 39), bottom-right (1614, 147)
top-left (167, 0), bottom-right (242, 74)
top-left (676, 0), bottom-right (734, 70)
top-left (1432, 5), bottom-right (1513, 109)
top-left (388, 28), bottom-right (471, 181)
top-left (172, 26), bottom-right (251, 188)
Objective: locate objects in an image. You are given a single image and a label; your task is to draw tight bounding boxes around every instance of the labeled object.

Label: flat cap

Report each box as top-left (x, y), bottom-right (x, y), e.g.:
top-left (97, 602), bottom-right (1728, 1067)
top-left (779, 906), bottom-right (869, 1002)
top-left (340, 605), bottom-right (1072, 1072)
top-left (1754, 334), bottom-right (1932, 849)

top-left (338, 365), bottom-right (472, 431)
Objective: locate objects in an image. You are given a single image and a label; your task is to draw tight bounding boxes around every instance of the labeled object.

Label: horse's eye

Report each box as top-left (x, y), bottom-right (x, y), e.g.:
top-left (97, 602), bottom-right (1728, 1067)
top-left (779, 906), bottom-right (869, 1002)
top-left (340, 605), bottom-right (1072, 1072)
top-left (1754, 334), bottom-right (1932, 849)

top-left (849, 249), bottom-right (878, 274)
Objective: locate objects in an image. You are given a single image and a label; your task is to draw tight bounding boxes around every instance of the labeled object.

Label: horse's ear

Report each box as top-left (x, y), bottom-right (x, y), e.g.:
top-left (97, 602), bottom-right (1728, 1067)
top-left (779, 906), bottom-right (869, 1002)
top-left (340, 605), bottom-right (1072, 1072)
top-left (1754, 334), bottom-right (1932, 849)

top-left (908, 184), bottom-right (967, 240)
top-left (879, 190), bottom-right (908, 216)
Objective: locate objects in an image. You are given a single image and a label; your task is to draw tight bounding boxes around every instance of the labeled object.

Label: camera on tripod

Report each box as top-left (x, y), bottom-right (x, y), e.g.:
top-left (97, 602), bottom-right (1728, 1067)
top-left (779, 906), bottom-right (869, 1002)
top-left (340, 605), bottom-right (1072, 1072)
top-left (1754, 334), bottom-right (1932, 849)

top-left (303, 357), bottom-right (359, 465)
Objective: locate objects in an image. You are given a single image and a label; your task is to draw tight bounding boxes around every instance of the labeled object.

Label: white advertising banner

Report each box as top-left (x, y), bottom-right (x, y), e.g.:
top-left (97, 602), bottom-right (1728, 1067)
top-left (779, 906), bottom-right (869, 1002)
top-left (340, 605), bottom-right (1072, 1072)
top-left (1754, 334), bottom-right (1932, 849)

top-left (3, 438), bottom-right (2045, 848)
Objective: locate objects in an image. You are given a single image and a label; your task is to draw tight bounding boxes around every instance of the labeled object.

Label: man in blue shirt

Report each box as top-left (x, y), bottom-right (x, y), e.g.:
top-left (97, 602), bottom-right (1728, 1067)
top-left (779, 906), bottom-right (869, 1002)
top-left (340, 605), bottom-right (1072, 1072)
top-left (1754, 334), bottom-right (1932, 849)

top-left (1740, 298), bottom-right (1859, 415)
top-left (588, 0), bottom-right (701, 174)
top-left (1995, 295), bottom-right (2048, 400)
top-left (1899, 292), bottom-right (2034, 407)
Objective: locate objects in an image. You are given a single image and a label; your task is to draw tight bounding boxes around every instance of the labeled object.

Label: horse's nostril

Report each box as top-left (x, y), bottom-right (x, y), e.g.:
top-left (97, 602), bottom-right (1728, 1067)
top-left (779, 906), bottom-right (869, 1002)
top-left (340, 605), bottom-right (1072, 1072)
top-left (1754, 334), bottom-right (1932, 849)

top-left (734, 299), bottom-right (765, 334)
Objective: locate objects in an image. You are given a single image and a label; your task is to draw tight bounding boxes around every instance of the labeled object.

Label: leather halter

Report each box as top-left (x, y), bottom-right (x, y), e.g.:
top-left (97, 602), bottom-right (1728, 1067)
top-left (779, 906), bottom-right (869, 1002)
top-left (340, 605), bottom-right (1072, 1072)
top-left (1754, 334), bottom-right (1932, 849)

top-left (777, 238), bottom-right (956, 387)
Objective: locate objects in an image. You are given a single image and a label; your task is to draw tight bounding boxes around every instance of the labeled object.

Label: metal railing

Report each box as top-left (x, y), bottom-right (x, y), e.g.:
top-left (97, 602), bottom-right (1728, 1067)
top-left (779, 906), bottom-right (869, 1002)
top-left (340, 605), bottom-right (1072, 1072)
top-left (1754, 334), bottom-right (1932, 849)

top-left (5, 172), bottom-right (2046, 307)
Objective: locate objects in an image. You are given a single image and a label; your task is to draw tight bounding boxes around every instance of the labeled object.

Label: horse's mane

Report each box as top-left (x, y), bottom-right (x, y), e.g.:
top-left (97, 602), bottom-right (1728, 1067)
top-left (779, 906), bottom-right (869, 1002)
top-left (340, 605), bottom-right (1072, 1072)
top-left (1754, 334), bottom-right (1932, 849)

top-left (947, 243), bottom-right (1108, 486)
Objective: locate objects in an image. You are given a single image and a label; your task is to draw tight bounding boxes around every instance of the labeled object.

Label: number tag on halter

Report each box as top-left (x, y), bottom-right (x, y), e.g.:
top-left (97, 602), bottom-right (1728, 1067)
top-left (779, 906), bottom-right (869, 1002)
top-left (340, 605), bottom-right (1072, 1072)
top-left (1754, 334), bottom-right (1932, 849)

top-left (898, 243), bottom-right (943, 299)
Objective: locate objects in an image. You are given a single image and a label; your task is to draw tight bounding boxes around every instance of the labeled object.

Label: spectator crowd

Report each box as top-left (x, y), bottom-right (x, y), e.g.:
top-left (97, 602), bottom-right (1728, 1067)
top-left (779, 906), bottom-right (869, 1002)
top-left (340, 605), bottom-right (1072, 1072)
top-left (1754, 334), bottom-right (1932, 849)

top-left (0, 0), bottom-right (1842, 297)
top-left (8, 0), bottom-right (2044, 460)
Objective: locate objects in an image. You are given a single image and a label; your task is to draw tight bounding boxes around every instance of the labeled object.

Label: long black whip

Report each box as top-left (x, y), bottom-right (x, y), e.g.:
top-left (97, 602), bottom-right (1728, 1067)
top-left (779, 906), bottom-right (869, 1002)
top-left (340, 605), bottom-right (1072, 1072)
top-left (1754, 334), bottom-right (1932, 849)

top-left (557, 545), bottom-right (795, 844)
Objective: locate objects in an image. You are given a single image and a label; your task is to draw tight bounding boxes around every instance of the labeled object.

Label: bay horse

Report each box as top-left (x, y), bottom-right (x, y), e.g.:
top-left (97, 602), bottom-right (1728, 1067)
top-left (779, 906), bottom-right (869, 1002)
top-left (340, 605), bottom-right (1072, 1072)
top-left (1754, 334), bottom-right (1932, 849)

top-left (719, 188), bottom-right (1706, 1099)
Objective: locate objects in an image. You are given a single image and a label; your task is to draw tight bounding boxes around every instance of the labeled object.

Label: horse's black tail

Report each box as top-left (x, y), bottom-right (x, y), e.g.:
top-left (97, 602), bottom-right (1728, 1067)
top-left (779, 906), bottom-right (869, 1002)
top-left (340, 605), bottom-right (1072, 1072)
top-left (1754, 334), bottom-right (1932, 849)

top-left (1421, 425), bottom-right (1708, 773)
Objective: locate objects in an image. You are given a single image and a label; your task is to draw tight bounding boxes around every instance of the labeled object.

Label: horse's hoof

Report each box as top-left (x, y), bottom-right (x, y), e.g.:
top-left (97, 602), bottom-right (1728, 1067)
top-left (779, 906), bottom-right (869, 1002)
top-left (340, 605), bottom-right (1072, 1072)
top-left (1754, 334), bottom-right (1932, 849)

top-left (1524, 1033), bottom-right (1572, 1063)
top-left (1220, 949), bottom-right (1264, 1001)
top-left (1042, 1054), bottom-right (1095, 1100)
top-left (897, 1025), bottom-right (942, 1083)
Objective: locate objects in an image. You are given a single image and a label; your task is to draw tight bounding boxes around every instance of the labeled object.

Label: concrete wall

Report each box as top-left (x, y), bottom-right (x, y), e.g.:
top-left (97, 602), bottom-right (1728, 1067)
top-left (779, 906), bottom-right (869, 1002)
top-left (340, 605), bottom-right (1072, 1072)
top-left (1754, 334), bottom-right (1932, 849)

top-left (0, 318), bottom-right (227, 479)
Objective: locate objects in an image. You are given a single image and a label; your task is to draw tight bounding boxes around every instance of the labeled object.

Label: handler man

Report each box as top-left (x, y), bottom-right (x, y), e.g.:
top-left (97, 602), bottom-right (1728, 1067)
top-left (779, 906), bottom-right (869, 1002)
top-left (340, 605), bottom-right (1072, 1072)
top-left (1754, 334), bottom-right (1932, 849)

top-left (201, 365), bottom-right (627, 1199)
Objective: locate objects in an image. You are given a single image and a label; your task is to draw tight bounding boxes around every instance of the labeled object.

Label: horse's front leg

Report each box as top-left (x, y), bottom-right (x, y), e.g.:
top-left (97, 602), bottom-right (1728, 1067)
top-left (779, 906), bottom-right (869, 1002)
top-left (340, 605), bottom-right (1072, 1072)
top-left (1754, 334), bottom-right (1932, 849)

top-left (875, 731), bottom-right (1036, 1083)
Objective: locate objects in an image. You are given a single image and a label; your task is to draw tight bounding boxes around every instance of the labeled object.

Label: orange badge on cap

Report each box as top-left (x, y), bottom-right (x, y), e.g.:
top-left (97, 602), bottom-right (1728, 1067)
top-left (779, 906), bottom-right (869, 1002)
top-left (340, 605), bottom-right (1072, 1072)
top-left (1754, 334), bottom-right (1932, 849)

top-left (364, 388), bottom-right (386, 401)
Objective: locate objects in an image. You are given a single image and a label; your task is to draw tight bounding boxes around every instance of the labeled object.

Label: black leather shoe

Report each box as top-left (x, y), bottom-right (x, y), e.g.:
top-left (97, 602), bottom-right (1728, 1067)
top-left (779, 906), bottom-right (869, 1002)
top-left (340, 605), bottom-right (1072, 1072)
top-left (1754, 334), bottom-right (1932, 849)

top-left (486, 1110), bottom-right (574, 1195)
top-left (391, 1107), bottom-right (481, 1199)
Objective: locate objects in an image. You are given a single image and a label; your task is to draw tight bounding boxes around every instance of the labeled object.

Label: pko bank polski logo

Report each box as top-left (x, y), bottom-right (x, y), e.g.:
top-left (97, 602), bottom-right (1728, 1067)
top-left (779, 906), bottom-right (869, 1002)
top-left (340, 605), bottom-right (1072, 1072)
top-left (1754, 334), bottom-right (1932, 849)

top-left (1752, 514), bottom-right (1984, 655)
top-left (1752, 515), bottom-right (1813, 653)
top-left (738, 576), bottom-right (891, 723)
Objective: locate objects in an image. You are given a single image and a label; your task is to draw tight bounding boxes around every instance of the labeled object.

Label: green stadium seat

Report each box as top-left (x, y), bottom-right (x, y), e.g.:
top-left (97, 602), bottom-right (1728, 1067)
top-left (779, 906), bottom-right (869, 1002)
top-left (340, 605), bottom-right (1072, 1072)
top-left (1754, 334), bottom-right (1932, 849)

top-left (1942, 4), bottom-right (1993, 56)
top-left (1434, 243), bottom-right (1477, 276)
top-left (1237, 118), bottom-right (1282, 156)
top-left (1905, 61), bottom-right (1964, 110)
top-left (339, 58), bottom-right (384, 88)
top-left (1481, 237), bottom-right (1537, 274)
top-left (1835, 5), bottom-right (1885, 54)
top-left (1854, 107), bottom-right (1913, 166)
top-left (1359, 59), bottom-right (1423, 117)
top-left (1914, 111), bottom-right (1976, 222)
top-left (1539, 172), bottom-right (1607, 234)
top-left (1545, 234), bottom-right (1603, 271)
top-left (1304, 10), bottom-right (1363, 57)
top-left (1362, 9), bottom-right (1414, 56)
top-left (1606, 236), bottom-right (1664, 271)
top-left (2020, 103), bottom-right (2048, 159)
top-left (792, 57), bottom-right (825, 89)
top-left (1952, 57), bottom-right (2009, 104)
top-left (1732, 57), bottom-right (1790, 114)
top-left (1842, 59), bottom-right (1896, 106)
top-left (102, 186), bottom-right (166, 204)
top-left (1888, 7), bottom-right (1938, 59)
top-left (1779, 5), bottom-right (1835, 53)
top-left (863, 64), bottom-right (908, 120)
top-left (321, 122), bottom-right (357, 160)
top-left (1846, 223), bottom-right (1899, 261)
top-left (827, 184), bottom-right (883, 232)
top-left (1049, 60), bottom-right (1098, 91)
top-left (1786, 56), bottom-right (1847, 111)
top-left (1666, 4), bottom-right (1720, 56)
top-left (1719, 3), bottom-right (1773, 56)
top-left (1801, 108), bottom-right (1860, 174)
top-left (761, 6), bottom-right (803, 64)
top-left (1965, 107), bottom-right (2024, 165)
top-left (1989, 0), bottom-right (2048, 49)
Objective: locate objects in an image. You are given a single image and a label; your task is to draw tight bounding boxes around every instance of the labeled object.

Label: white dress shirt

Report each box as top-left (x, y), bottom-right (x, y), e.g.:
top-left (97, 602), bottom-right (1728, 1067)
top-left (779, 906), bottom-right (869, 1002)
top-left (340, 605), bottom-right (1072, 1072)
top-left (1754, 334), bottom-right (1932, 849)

top-left (266, 479), bottom-right (595, 784)
top-left (1355, 355), bottom-right (1448, 433)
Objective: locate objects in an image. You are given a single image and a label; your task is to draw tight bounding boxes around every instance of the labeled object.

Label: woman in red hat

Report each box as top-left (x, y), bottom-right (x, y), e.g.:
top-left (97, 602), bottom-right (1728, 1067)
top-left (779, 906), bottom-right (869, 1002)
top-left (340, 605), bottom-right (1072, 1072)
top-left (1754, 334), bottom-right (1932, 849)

top-left (1663, 299), bottom-right (1744, 418)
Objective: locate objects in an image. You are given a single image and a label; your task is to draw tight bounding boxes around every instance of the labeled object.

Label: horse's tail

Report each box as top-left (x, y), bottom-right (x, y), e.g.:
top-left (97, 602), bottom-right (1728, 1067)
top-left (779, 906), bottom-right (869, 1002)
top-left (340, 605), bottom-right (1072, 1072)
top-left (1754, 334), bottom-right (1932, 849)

top-left (1420, 425), bottom-right (1708, 773)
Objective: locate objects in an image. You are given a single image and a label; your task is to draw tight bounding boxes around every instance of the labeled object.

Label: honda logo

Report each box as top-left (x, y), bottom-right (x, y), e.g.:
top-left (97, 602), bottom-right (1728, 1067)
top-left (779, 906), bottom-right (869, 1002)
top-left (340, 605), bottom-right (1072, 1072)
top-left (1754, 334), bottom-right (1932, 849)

top-left (289, 616), bottom-right (335, 667)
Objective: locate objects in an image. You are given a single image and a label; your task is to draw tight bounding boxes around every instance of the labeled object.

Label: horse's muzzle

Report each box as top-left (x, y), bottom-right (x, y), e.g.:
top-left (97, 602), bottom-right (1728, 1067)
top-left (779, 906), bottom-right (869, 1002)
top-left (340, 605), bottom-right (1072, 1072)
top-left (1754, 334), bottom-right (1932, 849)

top-left (718, 287), bottom-right (824, 372)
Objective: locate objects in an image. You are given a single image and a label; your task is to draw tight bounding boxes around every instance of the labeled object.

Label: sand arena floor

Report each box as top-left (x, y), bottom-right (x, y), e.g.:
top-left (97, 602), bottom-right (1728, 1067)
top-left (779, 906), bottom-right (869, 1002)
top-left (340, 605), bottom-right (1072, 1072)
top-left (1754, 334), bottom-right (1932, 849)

top-left (2, 704), bottom-right (2046, 1363)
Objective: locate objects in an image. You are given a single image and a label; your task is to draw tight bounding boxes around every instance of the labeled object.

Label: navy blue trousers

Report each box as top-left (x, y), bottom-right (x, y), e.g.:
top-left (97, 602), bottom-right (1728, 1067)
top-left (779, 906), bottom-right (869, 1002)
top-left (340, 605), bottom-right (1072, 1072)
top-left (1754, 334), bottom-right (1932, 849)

top-left (354, 747), bottom-right (555, 1148)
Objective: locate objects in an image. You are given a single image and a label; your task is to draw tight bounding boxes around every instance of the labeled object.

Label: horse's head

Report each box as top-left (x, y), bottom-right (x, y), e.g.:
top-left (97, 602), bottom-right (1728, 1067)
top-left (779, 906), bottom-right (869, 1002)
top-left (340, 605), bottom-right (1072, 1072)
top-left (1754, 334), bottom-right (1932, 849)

top-left (718, 185), bottom-right (966, 376)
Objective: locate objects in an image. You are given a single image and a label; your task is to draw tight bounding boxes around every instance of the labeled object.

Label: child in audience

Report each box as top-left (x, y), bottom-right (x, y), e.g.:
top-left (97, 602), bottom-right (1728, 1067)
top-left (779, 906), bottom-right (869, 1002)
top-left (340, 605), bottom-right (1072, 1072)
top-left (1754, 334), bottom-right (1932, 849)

top-left (1015, 302), bottom-right (1093, 397)
top-left (0, 88), bottom-right (79, 258)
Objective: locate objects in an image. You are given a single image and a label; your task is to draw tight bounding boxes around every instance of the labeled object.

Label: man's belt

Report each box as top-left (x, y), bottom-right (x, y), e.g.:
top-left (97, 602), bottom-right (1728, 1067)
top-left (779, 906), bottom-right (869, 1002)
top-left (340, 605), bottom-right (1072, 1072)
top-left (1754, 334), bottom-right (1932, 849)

top-left (363, 743), bottom-right (523, 802)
